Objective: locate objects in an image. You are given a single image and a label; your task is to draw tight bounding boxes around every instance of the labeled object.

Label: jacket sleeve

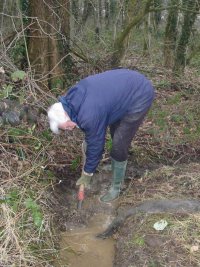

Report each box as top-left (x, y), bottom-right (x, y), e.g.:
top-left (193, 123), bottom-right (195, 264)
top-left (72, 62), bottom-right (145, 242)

top-left (80, 113), bottom-right (108, 173)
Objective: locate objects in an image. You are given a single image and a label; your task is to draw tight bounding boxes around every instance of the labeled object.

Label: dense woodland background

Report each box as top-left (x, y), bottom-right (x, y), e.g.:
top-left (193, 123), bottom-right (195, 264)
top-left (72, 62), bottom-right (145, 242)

top-left (1, 0), bottom-right (200, 90)
top-left (0, 1), bottom-right (200, 267)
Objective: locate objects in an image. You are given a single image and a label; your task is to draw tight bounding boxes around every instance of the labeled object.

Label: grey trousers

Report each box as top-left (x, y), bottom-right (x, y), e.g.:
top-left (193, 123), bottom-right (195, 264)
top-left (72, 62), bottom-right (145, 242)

top-left (110, 110), bottom-right (149, 162)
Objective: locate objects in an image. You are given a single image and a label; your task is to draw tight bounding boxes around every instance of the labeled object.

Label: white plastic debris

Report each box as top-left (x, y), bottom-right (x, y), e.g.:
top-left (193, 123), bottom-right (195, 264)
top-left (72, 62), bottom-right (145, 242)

top-left (153, 219), bottom-right (168, 231)
top-left (190, 245), bottom-right (199, 253)
top-left (0, 67), bottom-right (5, 74)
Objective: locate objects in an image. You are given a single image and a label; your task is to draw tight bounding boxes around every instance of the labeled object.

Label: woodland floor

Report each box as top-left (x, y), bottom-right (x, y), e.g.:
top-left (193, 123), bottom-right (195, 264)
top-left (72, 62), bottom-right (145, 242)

top-left (1, 63), bottom-right (200, 267)
top-left (52, 159), bottom-right (200, 267)
top-left (48, 76), bottom-right (200, 266)
top-left (49, 130), bottom-right (200, 267)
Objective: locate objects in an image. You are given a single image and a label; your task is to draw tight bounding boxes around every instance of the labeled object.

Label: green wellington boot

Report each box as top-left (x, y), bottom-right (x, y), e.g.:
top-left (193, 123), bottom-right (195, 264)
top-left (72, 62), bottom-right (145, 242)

top-left (100, 159), bottom-right (127, 202)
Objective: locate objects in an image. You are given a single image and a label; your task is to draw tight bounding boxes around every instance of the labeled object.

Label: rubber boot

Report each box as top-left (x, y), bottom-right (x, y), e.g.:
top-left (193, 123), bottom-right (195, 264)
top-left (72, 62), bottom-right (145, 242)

top-left (100, 159), bottom-right (127, 203)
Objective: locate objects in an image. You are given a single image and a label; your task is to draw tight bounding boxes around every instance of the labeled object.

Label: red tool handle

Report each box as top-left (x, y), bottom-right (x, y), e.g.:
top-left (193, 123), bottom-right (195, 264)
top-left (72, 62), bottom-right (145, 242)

top-left (78, 184), bottom-right (85, 201)
top-left (77, 184), bottom-right (85, 209)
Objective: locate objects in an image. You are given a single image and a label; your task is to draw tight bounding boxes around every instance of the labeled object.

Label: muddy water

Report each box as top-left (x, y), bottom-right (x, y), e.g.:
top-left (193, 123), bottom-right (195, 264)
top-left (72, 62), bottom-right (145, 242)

top-left (57, 213), bottom-right (115, 267)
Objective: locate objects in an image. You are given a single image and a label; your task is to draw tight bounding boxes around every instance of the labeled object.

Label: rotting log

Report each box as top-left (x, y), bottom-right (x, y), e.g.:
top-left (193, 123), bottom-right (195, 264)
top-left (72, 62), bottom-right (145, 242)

top-left (97, 199), bottom-right (200, 239)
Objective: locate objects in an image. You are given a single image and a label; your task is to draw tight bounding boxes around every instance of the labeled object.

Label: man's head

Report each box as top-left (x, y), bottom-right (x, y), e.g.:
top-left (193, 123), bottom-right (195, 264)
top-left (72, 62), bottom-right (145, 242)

top-left (48, 102), bottom-right (76, 134)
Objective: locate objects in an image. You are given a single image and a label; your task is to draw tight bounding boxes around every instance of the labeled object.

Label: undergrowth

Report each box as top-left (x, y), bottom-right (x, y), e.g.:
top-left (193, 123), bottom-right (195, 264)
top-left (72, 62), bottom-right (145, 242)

top-left (116, 162), bottom-right (200, 267)
top-left (0, 62), bottom-right (200, 266)
top-left (0, 124), bottom-right (58, 266)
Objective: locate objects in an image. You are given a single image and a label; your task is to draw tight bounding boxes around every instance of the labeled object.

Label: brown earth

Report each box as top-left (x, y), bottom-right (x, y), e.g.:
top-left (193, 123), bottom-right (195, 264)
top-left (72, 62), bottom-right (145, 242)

top-left (49, 134), bottom-right (200, 267)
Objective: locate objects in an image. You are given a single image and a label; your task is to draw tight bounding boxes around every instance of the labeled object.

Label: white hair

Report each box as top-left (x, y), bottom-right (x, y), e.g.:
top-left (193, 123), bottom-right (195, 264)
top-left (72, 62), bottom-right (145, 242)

top-left (48, 102), bottom-right (70, 134)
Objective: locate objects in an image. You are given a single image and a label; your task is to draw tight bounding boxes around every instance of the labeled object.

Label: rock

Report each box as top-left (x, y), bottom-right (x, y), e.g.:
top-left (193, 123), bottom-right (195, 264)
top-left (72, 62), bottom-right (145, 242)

top-left (2, 110), bottom-right (20, 126)
top-left (0, 99), bottom-right (40, 126)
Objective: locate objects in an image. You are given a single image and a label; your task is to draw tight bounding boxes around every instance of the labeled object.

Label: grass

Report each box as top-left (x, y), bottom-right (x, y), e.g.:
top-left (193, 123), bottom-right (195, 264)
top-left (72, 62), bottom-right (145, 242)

top-left (0, 118), bottom-right (61, 266)
top-left (1, 29), bottom-right (200, 266)
top-left (131, 76), bottom-right (200, 166)
top-left (0, 96), bottom-right (85, 266)
top-left (1, 71), bottom-right (200, 266)
top-left (116, 162), bottom-right (200, 267)
top-left (0, 153), bottom-right (58, 266)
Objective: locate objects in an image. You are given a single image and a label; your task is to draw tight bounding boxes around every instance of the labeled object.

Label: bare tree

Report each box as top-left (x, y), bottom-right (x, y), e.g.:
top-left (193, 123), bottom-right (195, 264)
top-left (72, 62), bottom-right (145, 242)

top-left (173, 0), bottom-right (200, 75)
top-left (153, 0), bottom-right (162, 30)
top-left (71, 0), bottom-right (80, 34)
top-left (163, 0), bottom-right (179, 68)
top-left (104, 0), bottom-right (110, 28)
top-left (71, 0), bottom-right (79, 21)
top-left (78, 0), bottom-right (94, 32)
top-left (110, 0), bottom-right (154, 68)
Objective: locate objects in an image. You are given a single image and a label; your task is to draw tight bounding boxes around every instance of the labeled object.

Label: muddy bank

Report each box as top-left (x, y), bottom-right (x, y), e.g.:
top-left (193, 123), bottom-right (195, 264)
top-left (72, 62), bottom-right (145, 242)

top-left (51, 161), bottom-right (200, 267)
top-left (51, 170), bottom-right (118, 267)
top-left (113, 162), bottom-right (200, 267)
top-left (47, 129), bottom-right (200, 266)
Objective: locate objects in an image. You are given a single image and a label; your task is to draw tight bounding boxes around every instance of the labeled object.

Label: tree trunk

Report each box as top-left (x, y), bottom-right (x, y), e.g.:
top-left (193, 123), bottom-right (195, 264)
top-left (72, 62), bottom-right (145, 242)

top-left (153, 0), bottom-right (162, 31)
top-left (98, 0), bottom-right (103, 27)
top-left (28, 0), bottom-right (71, 89)
top-left (110, 0), bottom-right (117, 24)
top-left (143, 13), bottom-right (151, 56)
top-left (28, 0), bottom-right (50, 82)
top-left (71, 0), bottom-right (79, 21)
top-left (173, 0), bottom-right (200, 75)
top-left (0, 0), bottom-right (19, 39)
top-left (163, 0), bottom-right (179, 68)
top-left (71, 0), bottom-right (80, 34)
top-left (57, 0), bottom-right (72, 81)
top-left (94, 0), bottom-right (100, 43)
top-left (105, 0), bottom-right (110, 29)
top-left (79, 0), bottom-right (93, 32)
top-left (110, 0), bottom-right (153, 68)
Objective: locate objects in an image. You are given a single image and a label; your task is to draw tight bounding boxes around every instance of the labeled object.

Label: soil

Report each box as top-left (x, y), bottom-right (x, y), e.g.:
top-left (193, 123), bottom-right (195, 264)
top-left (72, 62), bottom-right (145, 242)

top-left (49, 152), bottom-right (200, 267)
top-left (112, 161), bottom-right (200, 267)
top-left (42, 96), bottom-right (200, 267)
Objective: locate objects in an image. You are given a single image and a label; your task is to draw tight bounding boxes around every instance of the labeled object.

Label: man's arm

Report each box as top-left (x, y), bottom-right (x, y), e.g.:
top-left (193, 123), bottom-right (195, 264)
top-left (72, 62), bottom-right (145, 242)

top-left (80, 111), bottom-right (108, 174)
top-left (84, 126), bottom-right (107, 173)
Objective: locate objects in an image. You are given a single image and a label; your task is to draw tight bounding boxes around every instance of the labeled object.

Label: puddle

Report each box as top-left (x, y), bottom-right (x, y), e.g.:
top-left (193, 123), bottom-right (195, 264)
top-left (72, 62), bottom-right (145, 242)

top-left (56, 213), bottom-right (115, 267)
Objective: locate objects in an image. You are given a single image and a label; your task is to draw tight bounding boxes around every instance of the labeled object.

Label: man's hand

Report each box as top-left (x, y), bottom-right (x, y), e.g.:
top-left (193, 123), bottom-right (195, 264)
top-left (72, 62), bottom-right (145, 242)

top-left (76, 171), bottom-right (93, 187)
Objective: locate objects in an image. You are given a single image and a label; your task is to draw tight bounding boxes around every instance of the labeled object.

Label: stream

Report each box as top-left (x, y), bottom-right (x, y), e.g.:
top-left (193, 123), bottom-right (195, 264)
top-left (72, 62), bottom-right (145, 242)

top-left (56, 212), bottom-right (115, 267)
top-left (54, 171), bottom-right (118, 266)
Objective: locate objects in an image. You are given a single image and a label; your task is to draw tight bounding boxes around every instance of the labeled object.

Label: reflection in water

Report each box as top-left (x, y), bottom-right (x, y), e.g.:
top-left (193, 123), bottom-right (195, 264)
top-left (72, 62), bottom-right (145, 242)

top-left (57, 213), bottom-right (115, 267)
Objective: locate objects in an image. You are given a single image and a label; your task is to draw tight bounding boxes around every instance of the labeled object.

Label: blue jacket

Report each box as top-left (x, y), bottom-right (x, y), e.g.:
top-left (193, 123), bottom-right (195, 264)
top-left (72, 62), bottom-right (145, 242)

top-left (59, 69), bottom-right (154, 173)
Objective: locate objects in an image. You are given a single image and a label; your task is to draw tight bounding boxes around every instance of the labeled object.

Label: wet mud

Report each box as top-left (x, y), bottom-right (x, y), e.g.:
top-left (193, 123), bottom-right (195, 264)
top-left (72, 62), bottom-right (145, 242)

top-left (56, 213), bottom-right (115, 267)
top-left (51, 160), bottom-right (200, 267)
top-left (53, 170), bottom-right (119, 267)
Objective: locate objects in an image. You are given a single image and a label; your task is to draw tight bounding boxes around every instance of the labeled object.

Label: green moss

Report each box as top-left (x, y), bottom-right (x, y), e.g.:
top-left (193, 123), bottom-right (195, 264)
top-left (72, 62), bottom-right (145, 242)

top-left (148, 260), bottom-right (160, 267)
top-left (6, 188), bottom-right (21, 212)
top-left (167, 93), bottom-right (182, 104)
top-left (40, 130), bottom-right (53, 141)
top-left (157, 79), bottom-right (171, 89)
top-left (106, 137), bottom-right (112, 151)
top-left (71, 156), bottom-right (81, 170)
top-left (154, 110), bottom-right (168, 130)
top-left (25, 197), bottom-right (43, 229)
top-left (126, 234), bottom-right (145, 248)
top-left (171, 114), bottom-right (184, 123)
